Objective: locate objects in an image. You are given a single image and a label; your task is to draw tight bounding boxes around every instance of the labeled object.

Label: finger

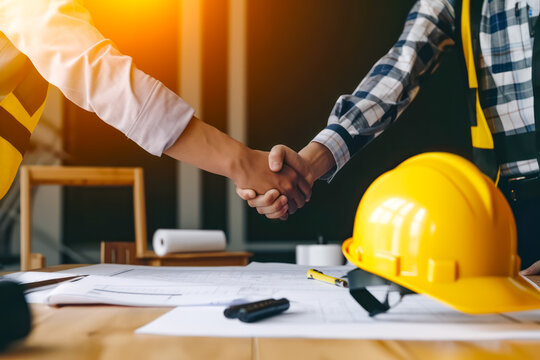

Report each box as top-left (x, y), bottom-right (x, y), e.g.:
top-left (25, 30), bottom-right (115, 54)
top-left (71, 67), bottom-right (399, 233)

top-left (286, 184), bottom-right (305, 211)
top-left (268, 145), bottom-right (287, 172)
top-left (236, 188), bottom-right (257, 200)
top-left (256, 195), bottom-right (288, 215)
top-left (247, 189), bottom-right (280, 208)
top-left (520, 260), bottom-right (540, 276)
top-left (279, 213), bottom-right (289, 221)
top-left (297, 175), bottom-right (312, 202)
top-left (264, 203), bottom-right (289, 219)
top-left (287, 197), bottom-right (299, 215)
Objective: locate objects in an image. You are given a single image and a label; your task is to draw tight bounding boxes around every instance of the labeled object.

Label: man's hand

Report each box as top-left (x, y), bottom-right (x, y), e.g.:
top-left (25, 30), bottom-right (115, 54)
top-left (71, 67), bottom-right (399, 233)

top-left (231, 149), bottom-right (312, 213)
top-left (237, 142), bottom-right (335, 220)
top-left (521, 260), bottom-right (540, 276)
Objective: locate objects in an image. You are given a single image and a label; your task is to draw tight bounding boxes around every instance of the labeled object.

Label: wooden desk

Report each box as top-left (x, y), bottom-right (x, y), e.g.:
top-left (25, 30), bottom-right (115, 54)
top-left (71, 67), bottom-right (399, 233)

top-left (2, 269), bottom-right (540, 360)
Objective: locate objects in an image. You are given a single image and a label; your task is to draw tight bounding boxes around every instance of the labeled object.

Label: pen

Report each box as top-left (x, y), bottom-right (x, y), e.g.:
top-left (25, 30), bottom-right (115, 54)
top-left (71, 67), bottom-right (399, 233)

top-left (22, 275), bottom-right (86, 291)
top-left (307, 268), bottom-right (348, 288)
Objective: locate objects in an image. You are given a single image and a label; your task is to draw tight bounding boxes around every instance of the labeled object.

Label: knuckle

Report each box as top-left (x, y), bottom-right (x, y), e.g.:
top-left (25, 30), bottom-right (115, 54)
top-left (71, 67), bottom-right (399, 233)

top-left (271, 202), bottom-right (282, 212)
top-left (264, 192), bottom-right (275, 202)
top-left (282, 183), bottom-right (293, 194)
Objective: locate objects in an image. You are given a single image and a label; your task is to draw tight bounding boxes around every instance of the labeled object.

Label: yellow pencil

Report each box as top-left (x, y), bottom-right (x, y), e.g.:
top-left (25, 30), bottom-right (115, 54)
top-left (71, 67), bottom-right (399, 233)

top-left (307, 268), bottom-right (348, 288)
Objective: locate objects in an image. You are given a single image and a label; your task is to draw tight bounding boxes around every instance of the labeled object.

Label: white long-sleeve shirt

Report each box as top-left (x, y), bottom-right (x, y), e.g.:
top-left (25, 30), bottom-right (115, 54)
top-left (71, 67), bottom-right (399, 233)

top-left (0, 0), bottom-right (194, 156)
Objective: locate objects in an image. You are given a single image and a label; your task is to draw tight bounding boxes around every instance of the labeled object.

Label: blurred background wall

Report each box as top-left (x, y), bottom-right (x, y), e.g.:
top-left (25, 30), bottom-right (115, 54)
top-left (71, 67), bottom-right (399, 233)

top-left (0, 0), bottom-right (471, 268)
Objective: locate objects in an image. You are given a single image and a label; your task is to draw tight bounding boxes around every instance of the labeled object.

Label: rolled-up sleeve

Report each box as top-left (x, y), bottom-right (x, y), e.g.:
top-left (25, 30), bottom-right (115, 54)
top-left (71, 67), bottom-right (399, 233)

top-left (0, 0), bottom-right (193, 156)
top-left (312, 0), bottom-right (456, 181)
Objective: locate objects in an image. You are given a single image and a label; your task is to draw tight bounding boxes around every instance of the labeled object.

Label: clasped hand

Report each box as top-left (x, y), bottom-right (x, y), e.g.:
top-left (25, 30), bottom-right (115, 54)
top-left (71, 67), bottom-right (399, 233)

top-left (236, 145), bottom-right (315, 220)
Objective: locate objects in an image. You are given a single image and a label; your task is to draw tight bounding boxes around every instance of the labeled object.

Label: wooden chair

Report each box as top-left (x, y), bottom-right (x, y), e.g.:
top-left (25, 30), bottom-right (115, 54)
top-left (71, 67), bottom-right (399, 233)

top-left (100, 241), bottom-right (139, 265)
top-left (20, 166), bottom-right (147, 270)
top-left (20, 165), bottom-right (252, 270)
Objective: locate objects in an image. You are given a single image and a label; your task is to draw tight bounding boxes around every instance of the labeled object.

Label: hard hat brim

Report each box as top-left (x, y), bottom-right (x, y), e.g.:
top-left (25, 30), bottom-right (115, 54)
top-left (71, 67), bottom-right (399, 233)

top-left (343, 238), bottom-right (540, 314)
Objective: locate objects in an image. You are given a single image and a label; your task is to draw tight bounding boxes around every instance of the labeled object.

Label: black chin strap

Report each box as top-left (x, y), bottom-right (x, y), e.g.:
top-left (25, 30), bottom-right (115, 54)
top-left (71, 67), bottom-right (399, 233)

top-left (347, 268), bottom-right (416, 317)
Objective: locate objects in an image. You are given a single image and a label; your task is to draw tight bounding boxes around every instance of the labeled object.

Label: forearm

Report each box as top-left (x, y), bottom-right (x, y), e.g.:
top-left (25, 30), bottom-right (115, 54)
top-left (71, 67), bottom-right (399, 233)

top-left (164, 116), bottom-right (249, 181)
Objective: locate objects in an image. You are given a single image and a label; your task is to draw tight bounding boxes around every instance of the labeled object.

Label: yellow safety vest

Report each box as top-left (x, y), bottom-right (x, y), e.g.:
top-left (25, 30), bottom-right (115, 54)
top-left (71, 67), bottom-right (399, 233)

top-left (0, 60), bottom-right (49, 199)
top-left (459, 0), bottom-right (500, 184)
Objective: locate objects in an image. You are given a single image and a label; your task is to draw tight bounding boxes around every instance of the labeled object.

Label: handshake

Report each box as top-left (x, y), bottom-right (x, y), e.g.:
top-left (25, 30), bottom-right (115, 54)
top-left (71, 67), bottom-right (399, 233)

top-left (234, 142), bottom-right (334, 221)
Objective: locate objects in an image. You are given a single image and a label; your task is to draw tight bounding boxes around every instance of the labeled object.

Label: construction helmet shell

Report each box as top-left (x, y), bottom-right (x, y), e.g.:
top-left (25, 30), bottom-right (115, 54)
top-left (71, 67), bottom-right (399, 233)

top-left (343, 152), bottom-right (540, 314)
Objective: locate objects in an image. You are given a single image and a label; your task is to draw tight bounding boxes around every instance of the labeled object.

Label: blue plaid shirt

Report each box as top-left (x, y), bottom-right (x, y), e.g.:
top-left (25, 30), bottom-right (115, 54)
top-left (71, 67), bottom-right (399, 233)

top-left (313, 0), bottom-right (540, 180)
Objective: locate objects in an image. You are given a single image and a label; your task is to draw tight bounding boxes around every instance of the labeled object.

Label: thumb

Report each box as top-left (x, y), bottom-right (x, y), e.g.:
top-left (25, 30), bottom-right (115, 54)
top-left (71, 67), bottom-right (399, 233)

top-left (268, 145), bottom-right (287, 172)
top-left (274, 145), bottom-right (311, 183)
top-left (520, 259), bottom-right (540, 276)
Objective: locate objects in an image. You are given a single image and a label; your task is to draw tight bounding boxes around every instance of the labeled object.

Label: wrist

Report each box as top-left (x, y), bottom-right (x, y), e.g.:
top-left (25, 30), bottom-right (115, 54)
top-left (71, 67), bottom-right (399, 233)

top-left (299, 142), bottom-right (335, 181)
top-left (227, 144), bottom-right (254, 186)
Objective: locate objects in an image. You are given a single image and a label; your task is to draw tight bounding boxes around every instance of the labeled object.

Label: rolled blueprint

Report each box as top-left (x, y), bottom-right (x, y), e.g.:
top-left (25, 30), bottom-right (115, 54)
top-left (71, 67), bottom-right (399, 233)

top-left (152, 229), bottom-right (226, 256)
top-left (295, 244), bottom-right (344, 266)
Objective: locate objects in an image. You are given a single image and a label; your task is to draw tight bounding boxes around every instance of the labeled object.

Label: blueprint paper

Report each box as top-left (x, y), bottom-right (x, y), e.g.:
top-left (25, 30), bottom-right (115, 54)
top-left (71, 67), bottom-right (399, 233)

top-left (20, 263), bottom-right (353, 306)
top-left (136, 289), bottom-right (540, 340)
top-left (45, 275), bottom-right (251, 307)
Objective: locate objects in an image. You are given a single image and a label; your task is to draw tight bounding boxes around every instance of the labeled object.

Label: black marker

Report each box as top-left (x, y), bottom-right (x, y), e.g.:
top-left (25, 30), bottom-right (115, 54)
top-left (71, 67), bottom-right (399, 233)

top-left (223, 298), bottom-right (277, 319)
top-left (237, 298), bottom-right (290, 323)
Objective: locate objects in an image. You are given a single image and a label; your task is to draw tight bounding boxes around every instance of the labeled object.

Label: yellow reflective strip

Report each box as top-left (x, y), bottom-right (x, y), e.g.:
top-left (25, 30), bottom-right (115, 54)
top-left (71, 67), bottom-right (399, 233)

top-left (0, 92), bottom-right (32, 130)
top-left (462, 0), bottom-right (494, 151)
top-left (461, 0), bottom-right (478, 89)
top-left (0, 137), bottom-right (23, 200)
top-left (0, 85), bottom-right (49, 132)
top-left (470, 91), bottom-right (494, 149)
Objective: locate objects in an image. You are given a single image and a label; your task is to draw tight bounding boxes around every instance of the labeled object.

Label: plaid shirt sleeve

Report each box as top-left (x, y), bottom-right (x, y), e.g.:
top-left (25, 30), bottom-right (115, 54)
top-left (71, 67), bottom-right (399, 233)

top-left (313, 0), bottom-right (456, 181)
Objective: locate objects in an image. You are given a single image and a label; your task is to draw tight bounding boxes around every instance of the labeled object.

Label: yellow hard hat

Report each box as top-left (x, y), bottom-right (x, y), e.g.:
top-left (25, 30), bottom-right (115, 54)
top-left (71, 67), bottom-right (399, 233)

top-left (343, 152), bottom-right (540, 314)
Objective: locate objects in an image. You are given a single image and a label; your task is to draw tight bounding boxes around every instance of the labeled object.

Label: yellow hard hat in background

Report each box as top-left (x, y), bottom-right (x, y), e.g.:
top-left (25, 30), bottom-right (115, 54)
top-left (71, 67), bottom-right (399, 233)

top-left (343, 152), bottom-right (540, 314)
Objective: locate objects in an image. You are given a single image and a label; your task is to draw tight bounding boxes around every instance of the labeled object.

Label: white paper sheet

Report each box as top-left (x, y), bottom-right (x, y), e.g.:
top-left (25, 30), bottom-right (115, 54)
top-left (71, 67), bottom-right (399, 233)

top-left (21, 263), bottom-right (353, 306)
top-left (2, 270), bottom-right (87, 303)
top-left (136, 288), bottom-right (540, 340)
top-left (1, 271), bottom-right (77, 284)
top-left (46, 275), bottom-right (253, 307)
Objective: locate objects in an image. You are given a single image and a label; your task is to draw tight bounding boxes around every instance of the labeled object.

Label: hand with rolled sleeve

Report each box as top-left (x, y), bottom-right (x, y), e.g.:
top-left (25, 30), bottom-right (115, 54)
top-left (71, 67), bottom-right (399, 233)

top-left (236, 1), bottom-right (453, 219)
